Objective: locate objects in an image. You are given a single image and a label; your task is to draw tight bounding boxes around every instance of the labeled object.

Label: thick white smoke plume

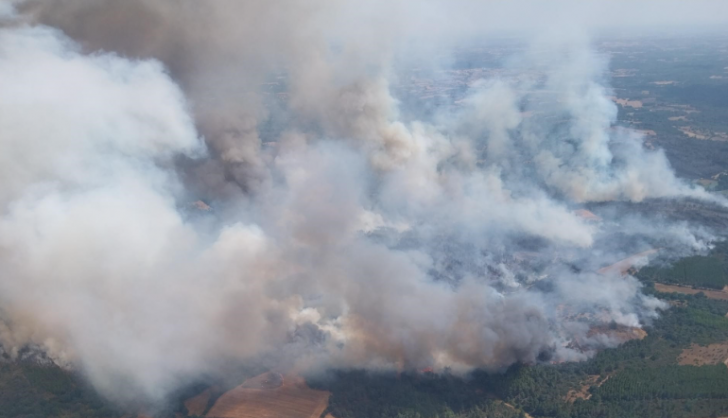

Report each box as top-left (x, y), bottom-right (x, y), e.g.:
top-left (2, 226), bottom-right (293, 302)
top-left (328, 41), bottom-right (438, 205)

top-left (0, 0), bottom-right (724, 406)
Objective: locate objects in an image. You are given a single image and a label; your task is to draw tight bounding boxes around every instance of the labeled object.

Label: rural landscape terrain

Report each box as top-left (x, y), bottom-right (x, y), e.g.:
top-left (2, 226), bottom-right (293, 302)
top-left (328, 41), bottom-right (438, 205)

top-left (2, 32), bottom-right (728, 418)
top-left (2, 1), bottom-right (728, 418)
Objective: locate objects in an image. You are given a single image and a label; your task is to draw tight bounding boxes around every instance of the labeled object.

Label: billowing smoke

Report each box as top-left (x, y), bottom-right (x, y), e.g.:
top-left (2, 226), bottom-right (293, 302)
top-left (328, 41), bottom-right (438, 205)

top-left (0, 0), bottom-right (724, 406)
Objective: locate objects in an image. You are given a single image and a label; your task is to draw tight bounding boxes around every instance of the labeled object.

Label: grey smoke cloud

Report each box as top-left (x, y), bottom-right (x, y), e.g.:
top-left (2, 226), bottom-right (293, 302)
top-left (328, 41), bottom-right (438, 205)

top-left (0, 0), bottom-right (725, 406)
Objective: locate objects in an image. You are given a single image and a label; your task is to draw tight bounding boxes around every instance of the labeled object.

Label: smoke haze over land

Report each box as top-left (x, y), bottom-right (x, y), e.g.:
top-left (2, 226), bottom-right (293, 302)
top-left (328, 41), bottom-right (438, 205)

top-left (0, 0), bottom-right (727, 406)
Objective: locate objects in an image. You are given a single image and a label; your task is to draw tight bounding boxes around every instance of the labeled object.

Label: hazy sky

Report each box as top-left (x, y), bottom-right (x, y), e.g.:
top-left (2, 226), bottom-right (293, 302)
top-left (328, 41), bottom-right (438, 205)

top-left (430, 0), bottom-right (728, 33)
top-left (313, 0), bottom-right (728, 61)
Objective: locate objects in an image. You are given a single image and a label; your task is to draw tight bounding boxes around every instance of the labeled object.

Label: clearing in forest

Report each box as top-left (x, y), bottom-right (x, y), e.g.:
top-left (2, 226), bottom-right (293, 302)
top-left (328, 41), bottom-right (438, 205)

top-left (205, 372), bottom-right (330, 418)
top-left (565, 374), bottom-right (612, 403)
top-left (565, 375), bottom-right (600, 402)
top-left (678, 342), bottom-right (728, 366)
top-left (679, 126), bottom-right (710, 140)
top-left (611, 97), bottom-right (643, 108)
top-left (654, 283), bottom-right (728, 300)
top-left (598, 249), bottom-right (657, 276)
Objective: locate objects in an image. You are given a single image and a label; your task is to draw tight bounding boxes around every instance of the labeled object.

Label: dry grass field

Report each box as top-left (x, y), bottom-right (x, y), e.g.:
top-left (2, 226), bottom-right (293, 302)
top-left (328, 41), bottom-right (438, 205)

top-left (654, 283), bottom-right (728, 300)
top-left (588, 326), bottom-right (647, 343)
top-left (678, 342), bottom-right (728, 366)
top-left (598, 249), bottom-right (658, 276)
top-left (611, 97), bottom-right (643, 108)
top-left (239, 372), bottom-right (283, 390)
top-left (206, 372), bottom-right (330, 418)
top-left (574, 209), bottom-right (601, 222)
top-left (565, 375), bottom-right (600, 403)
